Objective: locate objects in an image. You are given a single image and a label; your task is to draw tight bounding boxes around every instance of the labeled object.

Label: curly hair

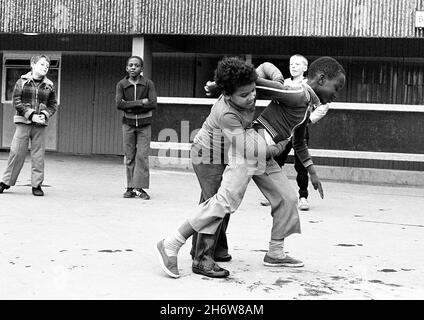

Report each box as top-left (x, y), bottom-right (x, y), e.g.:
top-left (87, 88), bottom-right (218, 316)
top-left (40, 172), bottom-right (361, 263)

top-left (214, 57), bottom-right (258, 95)
top-left (308, 56), bottom-right (345, 80)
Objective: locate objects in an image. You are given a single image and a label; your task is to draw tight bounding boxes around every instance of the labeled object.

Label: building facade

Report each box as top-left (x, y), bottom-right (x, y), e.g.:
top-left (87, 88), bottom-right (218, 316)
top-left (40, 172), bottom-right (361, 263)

top-left (0, 0), bottom-right (423, 176)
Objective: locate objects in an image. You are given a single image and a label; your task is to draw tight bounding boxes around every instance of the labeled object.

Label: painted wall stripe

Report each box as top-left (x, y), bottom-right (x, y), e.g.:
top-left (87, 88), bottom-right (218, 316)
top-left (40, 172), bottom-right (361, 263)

top-left (150, 142), bottom-right (424, 162)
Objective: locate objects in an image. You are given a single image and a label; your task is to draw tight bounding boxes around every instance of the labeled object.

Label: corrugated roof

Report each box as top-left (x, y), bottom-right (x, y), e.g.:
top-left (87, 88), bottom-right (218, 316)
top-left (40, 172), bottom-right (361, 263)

top-left (1, 0), bottom-right (424, 38)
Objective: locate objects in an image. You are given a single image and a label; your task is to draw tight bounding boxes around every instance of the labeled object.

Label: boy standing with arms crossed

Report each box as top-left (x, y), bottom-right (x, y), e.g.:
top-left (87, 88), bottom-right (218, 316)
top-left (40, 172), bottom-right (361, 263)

top-left (115, 56), bottom-right (157, 200)
top-left (0, 54), bottom-right (58, 196)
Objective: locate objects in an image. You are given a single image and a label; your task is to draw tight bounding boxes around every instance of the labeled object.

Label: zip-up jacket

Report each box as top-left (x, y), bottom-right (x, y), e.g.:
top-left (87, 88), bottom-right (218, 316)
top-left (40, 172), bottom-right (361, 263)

top-left (254, 63), bottom-right (320, 168)
top-left (115, 75), bottom-right (157, 127)
top-left (13, 72), bottom-right (58, 126)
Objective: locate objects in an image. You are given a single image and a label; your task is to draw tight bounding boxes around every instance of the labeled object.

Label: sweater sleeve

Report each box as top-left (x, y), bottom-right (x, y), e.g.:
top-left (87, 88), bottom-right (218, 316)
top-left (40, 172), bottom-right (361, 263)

top-left (292, 121), bottom-right (313, 168)
top-left (256, 62), bottom-right (284, 83)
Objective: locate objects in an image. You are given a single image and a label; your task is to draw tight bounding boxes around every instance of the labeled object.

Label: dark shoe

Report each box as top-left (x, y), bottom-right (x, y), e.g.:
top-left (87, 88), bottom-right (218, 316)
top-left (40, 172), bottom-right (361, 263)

top-left (263, 253), bottom-right (304, 267)
top-left (155, 239), bottom-right (179, 278)
top-left (123, 188), bottom-right (136, 198)
top-left (0, 182), bottom-right (10, 193)
top-left (32, 185), bottom-right (44, 196)
top-left (192, 261), bottom-right (230, 278)
top-left (136, 188), bottom-right (150, 200)
top-left (214, 254), bottom-right (232, 262)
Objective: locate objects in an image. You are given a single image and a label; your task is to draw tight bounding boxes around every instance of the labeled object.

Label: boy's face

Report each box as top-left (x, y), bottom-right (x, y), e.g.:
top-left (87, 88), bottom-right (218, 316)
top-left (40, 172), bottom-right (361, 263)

top-left (31, 58), bottom-right (49, 78)
top-left (126, 58), bottom-right (143, 78)
top-left (226, 82), bottom-right (256, 109)
top-left (314, 72), bottom-right (346, 104)
top-left (289, 57), bottom-right (307, 78)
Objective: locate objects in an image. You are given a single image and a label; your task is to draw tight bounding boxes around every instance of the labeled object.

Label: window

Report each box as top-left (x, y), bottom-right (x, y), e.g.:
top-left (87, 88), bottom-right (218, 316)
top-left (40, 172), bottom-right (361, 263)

top-left (2, 52), bottom-right (61, 103)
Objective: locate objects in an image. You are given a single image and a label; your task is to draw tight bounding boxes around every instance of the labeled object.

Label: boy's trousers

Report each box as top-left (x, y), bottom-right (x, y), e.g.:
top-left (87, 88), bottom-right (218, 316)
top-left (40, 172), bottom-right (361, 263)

top-left (122, 123), bottom-right (151, 189)
top-left (190, 160), bottom-right (230, 259)
top-left (2, 123), bottom-right (46, 188)
top-left (188, 158), bottom-right (301, 240)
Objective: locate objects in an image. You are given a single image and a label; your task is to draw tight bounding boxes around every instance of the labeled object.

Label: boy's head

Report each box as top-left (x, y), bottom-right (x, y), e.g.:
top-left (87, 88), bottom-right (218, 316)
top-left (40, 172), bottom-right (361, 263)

top-left (30, 54), bottom-right (50, 78)
top-left (126, 56), bottom-right (144, 78)
top-left (289, 54), bottom-right (308, 79)
top-left (214, 56), bottom-right (258, 109)
top-left (307, 56), bottom-right (346, 104)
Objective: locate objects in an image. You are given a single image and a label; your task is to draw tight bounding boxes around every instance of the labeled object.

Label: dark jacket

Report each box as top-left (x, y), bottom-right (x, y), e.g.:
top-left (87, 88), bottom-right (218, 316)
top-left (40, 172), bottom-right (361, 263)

top-left (115, 75), bottom-right (157, 127)
top-left (254, 63), bottom-right (321, 168)
top-left (13, 72), bottom-right (58, 126)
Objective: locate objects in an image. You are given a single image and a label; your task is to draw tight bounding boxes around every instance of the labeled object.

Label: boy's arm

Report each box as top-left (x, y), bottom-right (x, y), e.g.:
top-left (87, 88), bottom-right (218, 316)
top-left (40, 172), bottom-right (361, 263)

top-left (136, 80), bottom-right (158, 112)
top-left (13, 80), bottom-right (36, 120)
top-left (309, 104), bottom-right (329, 124)
top-left (221, 113), bottom-right (267, 163)
top-left (292, 124), bottom-right (324, 198)
top-left (205, 62), bottom-right (285, 96)
top-left (256, 62), bottom-right (284, 81)
top-left (115, 82), bottom-right (143, 112)
top-left (40, 85), bottom-right (58, 120)
top-left (116, 82), bottom-right (157, 113)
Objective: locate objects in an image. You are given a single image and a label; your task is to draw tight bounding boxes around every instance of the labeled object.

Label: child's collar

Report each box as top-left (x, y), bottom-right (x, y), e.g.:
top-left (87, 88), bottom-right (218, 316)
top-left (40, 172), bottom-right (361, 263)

top-left (21, 72), bottom-right (52, 86)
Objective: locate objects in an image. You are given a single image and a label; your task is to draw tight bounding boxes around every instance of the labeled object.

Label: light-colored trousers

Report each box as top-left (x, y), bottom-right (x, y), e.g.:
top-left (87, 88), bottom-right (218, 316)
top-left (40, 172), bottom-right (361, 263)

top-left (188, 158), bottom-right (301, 240)
top-left (2, 123), bottom-right (46, 188)
top-left (122, 123), bottom-right (151, 189)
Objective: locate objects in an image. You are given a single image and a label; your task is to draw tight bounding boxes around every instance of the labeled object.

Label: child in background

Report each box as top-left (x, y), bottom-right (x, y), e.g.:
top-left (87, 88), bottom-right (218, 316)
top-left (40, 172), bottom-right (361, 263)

top-left (115, 56), bottom-right (157, 200)
top-left (0, 54), bottom-right (58, 196)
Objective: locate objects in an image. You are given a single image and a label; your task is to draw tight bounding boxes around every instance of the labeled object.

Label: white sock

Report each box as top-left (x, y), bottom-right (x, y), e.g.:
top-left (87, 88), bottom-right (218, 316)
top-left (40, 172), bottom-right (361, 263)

top-left (163, 231), bottom-right (186, 257)
top-left (267, 239), bottom-right (286, 259)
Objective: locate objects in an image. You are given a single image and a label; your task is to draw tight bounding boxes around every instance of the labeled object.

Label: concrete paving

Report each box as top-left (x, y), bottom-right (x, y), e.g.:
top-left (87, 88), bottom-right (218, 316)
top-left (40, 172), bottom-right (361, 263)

top-left (0, 151), bottom-right (423, 300)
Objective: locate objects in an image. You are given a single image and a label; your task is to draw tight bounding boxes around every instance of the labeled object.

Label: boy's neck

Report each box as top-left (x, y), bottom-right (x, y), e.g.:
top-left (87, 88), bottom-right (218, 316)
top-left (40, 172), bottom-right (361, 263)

top-left (32, 72), bottom-right (43, 80)
top-left (291, 75), bottom-right (303, 83)
top-left (128, 74), bottom-right (142, 82)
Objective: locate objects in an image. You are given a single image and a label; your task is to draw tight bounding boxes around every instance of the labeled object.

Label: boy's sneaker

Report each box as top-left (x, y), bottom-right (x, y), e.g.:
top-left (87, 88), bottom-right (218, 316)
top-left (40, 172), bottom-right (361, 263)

top-left (135, 188), bottom-right (150, 200)
top-left (32, 185), bottom-right (44, 196)
top-left (263, 253), bottom-right (304, 267)
top-left (155, 240), bottom-right (179, 278)
top-left (0, 182), bottom-right (10, 193)
top-left (298, 197), bottom-right (309, 211)
top-left (123, 188), bottom-right (136, 198)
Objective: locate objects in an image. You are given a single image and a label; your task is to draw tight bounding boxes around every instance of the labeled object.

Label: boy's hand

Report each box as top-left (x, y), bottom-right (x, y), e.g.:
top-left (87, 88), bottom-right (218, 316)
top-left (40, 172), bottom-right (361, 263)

top-left (141, 98), bottom-right (149, 104)
top-left (204, 81), bottom-right (218, 97)
top-left (265, 139), bottom-right (289, 160)
top-left (39, 103), bottom-right (47, 110)
top-left (309, 172), bottom-right (324, 199)
top-left (32, 114), bottom-right (45, 125)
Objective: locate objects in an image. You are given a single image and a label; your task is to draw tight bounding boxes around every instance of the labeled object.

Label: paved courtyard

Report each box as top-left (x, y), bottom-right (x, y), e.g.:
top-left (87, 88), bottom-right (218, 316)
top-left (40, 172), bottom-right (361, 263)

top-left (0, 152), bottom-right (423, 300)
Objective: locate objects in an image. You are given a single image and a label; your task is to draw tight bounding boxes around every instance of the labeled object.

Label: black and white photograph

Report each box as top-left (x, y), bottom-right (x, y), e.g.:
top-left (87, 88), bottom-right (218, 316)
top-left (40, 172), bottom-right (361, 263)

top-left (0, 0), bottom-right (424, 308)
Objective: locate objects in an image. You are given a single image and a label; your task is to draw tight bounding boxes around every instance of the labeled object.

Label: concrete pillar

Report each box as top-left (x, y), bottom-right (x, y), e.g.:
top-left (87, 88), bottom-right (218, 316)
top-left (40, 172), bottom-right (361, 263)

top-left (132, 36), bottom-right (153, 79)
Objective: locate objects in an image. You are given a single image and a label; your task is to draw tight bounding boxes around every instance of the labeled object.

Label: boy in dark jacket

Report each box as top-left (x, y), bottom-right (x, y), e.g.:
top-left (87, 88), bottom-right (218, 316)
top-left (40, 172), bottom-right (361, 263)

top-left (0, 54), bottom-right (58, 196)
top-left (115, 56), bottom-right (157, 200)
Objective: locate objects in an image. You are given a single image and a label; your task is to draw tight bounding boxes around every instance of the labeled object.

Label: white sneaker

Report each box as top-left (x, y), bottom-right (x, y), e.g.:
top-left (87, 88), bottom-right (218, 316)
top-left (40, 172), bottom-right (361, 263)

top-left (298, 197), bottom-right (309, 211)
